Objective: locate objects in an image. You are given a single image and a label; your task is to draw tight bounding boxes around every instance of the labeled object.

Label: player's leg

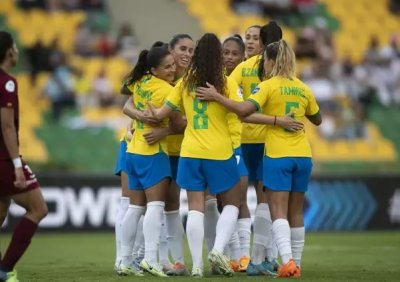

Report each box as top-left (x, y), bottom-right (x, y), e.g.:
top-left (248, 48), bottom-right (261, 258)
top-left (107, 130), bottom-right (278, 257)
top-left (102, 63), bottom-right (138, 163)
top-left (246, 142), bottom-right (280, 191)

top-left (164, 177), bottom-right (188, 275)
top-left (287, 157), bottom-right (313, 276)
top-left (119, 153), bottom-right (146, 276)
top-left (176, 157), bottom-right (206, 277)
top-left (0, 188), bottom-right (47, 279)
top-left (264, 157), bottom-right (299, 278)
top-left (207, 156), bottom-right (241, 276)
top-left (0, 198), bottom-right (11, 227)
top-left (235, 147), bottom-right (251, 271)
top-left (204, 193), bottom-right (219, 253)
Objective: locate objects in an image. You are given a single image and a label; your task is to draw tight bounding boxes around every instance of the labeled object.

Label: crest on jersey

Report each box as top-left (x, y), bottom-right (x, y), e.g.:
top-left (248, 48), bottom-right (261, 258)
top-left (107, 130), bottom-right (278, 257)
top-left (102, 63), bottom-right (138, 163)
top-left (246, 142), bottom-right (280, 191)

top-left (251, 86), bottom-right (260, 95)
top-left (5, 80), bottom-right (15, 93)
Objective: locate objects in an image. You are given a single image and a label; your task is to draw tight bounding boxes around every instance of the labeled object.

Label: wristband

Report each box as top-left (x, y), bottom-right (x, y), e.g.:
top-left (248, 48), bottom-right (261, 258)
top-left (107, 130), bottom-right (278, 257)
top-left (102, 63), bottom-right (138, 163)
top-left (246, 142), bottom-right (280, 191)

top-left (12, 157), bottom-right (22, 168)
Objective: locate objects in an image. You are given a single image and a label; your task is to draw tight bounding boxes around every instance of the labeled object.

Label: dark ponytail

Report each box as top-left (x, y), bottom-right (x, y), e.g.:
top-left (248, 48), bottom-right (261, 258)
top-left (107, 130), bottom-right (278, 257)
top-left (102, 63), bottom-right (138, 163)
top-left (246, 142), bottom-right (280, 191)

top-left (125, 41), bottom-right (170, 85)
top-left (258, 21), bottom-right (283, 81)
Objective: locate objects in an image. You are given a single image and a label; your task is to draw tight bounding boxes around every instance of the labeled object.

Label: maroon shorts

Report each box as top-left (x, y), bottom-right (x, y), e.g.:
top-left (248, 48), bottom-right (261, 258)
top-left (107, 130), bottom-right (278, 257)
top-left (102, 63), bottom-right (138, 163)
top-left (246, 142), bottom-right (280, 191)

top-left (0, 158), bottom-right (40, 198)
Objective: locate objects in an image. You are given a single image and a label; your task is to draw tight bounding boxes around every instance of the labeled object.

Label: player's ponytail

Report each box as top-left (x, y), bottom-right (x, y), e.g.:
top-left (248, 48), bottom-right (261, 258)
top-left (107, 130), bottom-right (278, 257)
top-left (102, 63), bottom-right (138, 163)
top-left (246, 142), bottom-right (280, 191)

top-left (265, 40), bottom-right (296, 79)
top-left (258, 21), bottom-right (283, 80)
top-left (126, 49), bottom-right (149, 85)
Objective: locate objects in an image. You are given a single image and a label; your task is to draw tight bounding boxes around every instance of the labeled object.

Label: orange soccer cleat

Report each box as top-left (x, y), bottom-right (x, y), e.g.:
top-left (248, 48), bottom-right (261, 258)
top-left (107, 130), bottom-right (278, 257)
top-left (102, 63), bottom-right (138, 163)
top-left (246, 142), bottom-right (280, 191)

top-left (229, 260), bottom-right (240, 272)
top-left (238, 256), bottom-right (251, 272)
top-left (277, 259), bottom-right (301, 278)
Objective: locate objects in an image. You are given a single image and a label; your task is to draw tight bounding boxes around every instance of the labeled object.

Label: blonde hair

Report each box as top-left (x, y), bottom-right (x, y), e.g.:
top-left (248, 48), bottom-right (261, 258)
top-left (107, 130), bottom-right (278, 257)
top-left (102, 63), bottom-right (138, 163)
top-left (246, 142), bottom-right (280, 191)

top-left (265, 40), bottom-right (296, 79)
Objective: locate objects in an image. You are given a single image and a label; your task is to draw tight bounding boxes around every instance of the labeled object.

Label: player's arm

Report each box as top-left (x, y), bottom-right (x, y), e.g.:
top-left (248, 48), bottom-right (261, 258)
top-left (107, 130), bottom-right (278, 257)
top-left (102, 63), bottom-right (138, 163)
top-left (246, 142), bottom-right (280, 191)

top-left (196, 82), bottom-right (256, 117)
top-left (0, 107), bottom-right (26, 189)
top-left (242, 112), bottom-right (304, 131)
top-left (306, 111), bottom-right (322, 126)
top-left (123, 96), bottom-right (160, 125)
top-left (143, 112), bottom-right (186, 145)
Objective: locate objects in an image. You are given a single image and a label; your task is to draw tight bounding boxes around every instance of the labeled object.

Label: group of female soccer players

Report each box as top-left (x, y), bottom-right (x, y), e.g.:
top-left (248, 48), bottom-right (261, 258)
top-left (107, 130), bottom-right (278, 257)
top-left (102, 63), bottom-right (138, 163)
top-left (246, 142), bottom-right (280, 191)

top-left (113, 21), bottom-right (322, 278)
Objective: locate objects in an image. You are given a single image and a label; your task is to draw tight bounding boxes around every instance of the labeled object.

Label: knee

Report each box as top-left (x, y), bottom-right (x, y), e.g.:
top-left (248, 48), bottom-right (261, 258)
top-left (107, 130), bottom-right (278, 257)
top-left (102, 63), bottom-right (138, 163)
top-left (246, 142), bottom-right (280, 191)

top-left (288, 212), bottom-right (303, 227)
top-left (30, 202), bottom-right (48, 222)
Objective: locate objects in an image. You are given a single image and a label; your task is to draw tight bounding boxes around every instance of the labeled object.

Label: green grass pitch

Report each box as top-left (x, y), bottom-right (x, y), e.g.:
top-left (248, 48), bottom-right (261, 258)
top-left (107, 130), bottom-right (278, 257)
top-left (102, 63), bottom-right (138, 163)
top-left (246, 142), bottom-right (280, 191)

top-left (1, 231), bottom-right (399, 281)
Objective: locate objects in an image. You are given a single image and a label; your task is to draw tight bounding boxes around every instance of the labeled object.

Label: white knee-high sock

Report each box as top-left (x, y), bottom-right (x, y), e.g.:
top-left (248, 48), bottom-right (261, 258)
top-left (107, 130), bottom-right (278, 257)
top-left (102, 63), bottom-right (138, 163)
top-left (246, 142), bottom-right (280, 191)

top-left (115, 196), bottom-right (129, 266)
top-left (121, 204), bottom-right (145, 266)
top-left (186, 210), bottom-right (204, 269)
top-left (213, 205), bottom-right (239, 253)
top-left (165, 210), bottom-right (185, 263)
top-left (143, 201), bottom-right (165, 264)
top-left (228, 230), bottom-right (241, 261)
top-left (132, 215), bottom-right (144, 260)
top-left (272, 218), bottom-right (292, 265)
top-left (204, 199), bottom-right (219, 252)
top-left (159, 213), bottom-right (171, 266)
top-left (236, 218), bottom-right (251, 257)
top-left (291, 227), bottom-right (305, 267)
top-left (251, 203), bottom-right (270, 264)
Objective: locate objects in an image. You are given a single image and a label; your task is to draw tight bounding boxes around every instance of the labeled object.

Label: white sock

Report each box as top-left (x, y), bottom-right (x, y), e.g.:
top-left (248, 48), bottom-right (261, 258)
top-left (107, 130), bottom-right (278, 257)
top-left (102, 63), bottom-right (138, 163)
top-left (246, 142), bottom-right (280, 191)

top-left (223, 244), bottom-right (232, 258)
top-left (159, 212), bottom-right (170, 266)
top-left (204, 198), bottom-right (219, 252)
top-left (132, 215), bottom-right (144, 259)
top-left (228, 230), bottom-right (241, 261)
top-left (115, 196), bottom-right (129, 266)
top-left (143, 201), bottom-right (165, 264)
top-left (291, 227), bottom-right (305, 267)
top-left (251, 203), bottom-right (271, 264)
top-left (121, 204), bottom-right (145, 266)
top-left (236, 218), bottom-right (251, 257)
top-left (186, 210), bottom-right (204, 269)
top-left (272, 218), bottom-right (292, 265)
top-left (165, 210), bottom-right (185, 263)
top-left (213, 205), bottom-right (239, 253)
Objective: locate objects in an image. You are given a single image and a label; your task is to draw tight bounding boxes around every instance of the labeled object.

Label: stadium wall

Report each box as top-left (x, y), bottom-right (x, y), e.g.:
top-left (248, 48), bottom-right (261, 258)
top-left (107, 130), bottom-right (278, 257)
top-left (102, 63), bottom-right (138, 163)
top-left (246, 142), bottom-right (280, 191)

top-left (106, 0), bottom-right (202, 48)
top-left (2, 174), bottom-right (400, 232)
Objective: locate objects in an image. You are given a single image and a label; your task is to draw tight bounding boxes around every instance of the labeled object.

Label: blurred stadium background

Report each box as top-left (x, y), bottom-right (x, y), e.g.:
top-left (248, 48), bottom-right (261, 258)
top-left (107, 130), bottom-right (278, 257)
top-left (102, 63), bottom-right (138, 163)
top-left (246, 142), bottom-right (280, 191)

top-left (0, 0), bottom-right (400, 280)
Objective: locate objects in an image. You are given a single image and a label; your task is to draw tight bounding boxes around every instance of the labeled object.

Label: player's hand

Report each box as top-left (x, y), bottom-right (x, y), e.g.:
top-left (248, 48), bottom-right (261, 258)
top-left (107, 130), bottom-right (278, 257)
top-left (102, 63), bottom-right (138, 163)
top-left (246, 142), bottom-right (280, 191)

top-left (138, 108), bottom-right (161, 125)
top-left (143, 127), bottom-right (169, 145)
top-left (145, 103), bottom-right (162, 123)
top-left (196, 82), bottom-right (219, 101)
top-left (276, 113), bottom-right (304, 132)
top-left (125, 128), bottom-right (133, 142)
top-left (14, 167), bottom-right (27, 189)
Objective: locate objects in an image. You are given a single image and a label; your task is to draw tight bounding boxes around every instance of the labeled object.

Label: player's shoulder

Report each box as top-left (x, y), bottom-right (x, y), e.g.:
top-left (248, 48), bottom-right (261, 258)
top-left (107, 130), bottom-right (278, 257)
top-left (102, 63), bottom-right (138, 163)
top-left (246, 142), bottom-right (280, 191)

top-left (0, 71), bottom-right (17, 95)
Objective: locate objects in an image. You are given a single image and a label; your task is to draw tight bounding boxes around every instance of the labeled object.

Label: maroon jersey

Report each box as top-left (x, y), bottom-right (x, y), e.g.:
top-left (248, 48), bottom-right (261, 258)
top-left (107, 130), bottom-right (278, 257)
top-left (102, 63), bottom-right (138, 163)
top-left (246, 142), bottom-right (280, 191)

top-left (0, 68), bottom-right (19, 160)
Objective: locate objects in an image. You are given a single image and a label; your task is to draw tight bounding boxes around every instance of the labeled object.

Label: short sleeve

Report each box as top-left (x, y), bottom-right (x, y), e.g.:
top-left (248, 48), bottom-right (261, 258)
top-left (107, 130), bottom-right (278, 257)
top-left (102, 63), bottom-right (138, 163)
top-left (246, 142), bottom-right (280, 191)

top-left (229, 61), bottom-right (243, 86)
top-left (227, 76), bottom-right (243, 102)
top-left (0, 79), bottom-right (17, 109)
top-left (166, 82), bottom-right (183, 111)
top-left (305, 87), bottom-right (320, 116)
top-left (246, 82), bottom-right (269, 111)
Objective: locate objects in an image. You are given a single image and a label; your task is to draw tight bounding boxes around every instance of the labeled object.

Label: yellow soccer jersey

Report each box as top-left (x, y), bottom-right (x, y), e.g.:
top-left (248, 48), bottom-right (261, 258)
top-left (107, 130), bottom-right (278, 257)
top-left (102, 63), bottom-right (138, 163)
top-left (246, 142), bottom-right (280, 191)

top-left (127, 75), bottom-right (172, 155)
top-left (230, 55), bottom-right (265, 144)
top-left (167, 78), bottom-right (184, 156)
top-left (166, 76), bottom-right (240, 160)
top-left (227, 86), bottom-right (243, 149)
top-left (247, 76), bottom-right (320, 158)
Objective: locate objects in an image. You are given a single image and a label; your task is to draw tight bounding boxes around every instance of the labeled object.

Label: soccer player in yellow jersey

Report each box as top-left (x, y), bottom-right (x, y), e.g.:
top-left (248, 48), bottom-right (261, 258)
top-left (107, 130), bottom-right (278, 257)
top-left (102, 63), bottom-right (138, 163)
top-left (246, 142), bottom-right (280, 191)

top-left (230, 21), bottom-right (283, 274)
top-left (244, 25), bottom-right (262, 59)
top-left (222, 34), bottom-right (252, 272)
top-left (119, 43), bottom-right (183, 277)
top-left (146, 33), bottom-right (244, 277)
top-left (196, 39), bottom-right (321, 278)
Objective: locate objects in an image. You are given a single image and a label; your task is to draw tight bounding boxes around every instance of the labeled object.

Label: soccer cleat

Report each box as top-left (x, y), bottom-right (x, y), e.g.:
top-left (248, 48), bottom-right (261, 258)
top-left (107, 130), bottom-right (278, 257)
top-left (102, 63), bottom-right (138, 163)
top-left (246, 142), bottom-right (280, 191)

top-left (118, 263), bottom-right (144, 277)
top-left (208, 249), bottom-right (234, 277)
top-left (269, 258), bottom-right (280, 272)
top-left (161, 261), bottom-right (174, 274)
top-left (211, 264), bottom-right (222, 275)
top-left (278, 259), bottom-right (300, 278)
top-left (238, 256), bottom-right (250, 272)
top-left (191, 266), bottom-right (204, 278)
top-left (229, 260), bottom-right (240, 272)
top-left (166, 262), bottom-right (189, 276)
top-left (246, 261), bottom-right (277, 276)
top-left (4, 270), bottom-right (19, 282)
top-left (140, 259), bottom-right (168, 277)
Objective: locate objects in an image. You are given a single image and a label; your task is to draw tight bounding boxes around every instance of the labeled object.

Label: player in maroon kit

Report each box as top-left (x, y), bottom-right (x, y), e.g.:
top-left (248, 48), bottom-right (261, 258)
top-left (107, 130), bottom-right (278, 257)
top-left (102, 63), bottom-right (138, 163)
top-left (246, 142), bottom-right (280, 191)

top-left (0, 31), bottom-right (48, 282)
